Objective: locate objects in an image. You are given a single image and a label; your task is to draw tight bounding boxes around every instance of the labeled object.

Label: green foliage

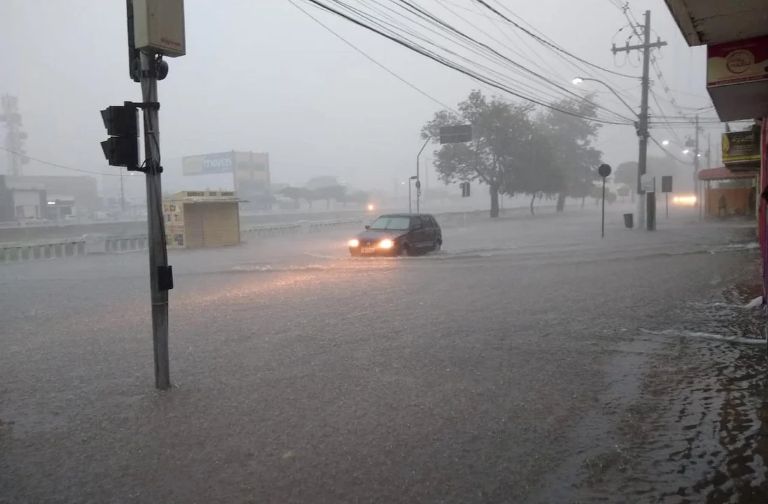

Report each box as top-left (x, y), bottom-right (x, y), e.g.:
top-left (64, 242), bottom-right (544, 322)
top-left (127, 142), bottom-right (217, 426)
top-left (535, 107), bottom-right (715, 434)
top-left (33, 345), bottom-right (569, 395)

top-left (536, 97), bottom-right (603, 202)
top-left (614, 161), bottom-right (637, 187)
top-left (422, 90), bottom-right (604, 216)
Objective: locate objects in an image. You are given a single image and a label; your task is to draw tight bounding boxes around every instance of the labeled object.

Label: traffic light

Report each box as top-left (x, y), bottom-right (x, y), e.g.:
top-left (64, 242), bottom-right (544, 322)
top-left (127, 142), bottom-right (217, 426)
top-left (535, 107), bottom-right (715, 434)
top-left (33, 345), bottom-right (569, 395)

top-left (461, 181), bottom-right (470, 197)
top-left (100, 104), bottom-right (139, 170)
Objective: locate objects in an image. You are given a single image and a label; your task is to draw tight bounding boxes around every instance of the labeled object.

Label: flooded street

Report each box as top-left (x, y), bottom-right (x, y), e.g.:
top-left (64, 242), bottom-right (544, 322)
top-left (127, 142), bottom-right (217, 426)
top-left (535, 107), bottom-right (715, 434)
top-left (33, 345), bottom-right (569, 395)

top-left (536, 270), bottom-right (768, 503)
top-left (2, 208), bottom-right (767, 503)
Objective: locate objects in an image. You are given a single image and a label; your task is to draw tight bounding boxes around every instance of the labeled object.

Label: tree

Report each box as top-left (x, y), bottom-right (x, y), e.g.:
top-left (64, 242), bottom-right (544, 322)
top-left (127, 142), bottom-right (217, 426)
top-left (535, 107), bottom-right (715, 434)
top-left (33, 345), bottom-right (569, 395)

top-left (422, 90), bottom-right (540, 218)
top-left (614, 161), bottom-right (637, 202)
top-left (508, 128), bottom-right (558, 215)
top-left (536, 97), bottom-right (603, 212)
top-left (312, 184), bottom-right (347, 210)
top-left (280, 187), bottom-right (305, 209)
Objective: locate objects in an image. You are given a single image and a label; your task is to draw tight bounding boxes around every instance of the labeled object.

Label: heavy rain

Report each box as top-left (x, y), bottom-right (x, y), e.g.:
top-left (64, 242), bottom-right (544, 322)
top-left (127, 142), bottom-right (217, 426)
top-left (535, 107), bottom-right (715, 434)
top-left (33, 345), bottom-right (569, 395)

top-left (1, 1), bottom-right (767, 503)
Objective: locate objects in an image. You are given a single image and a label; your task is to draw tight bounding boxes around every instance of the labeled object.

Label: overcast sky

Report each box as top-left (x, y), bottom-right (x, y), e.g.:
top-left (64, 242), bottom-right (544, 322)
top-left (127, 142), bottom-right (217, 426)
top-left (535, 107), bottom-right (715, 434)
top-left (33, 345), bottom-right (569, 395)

top-left (0, 0), bottom-right (713, 193)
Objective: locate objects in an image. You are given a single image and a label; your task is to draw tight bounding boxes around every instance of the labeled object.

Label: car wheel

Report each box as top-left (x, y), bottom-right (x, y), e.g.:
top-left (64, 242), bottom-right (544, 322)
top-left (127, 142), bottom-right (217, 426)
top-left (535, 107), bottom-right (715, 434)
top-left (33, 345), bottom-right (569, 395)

top-left (403, 243), bottom-right (416, 256)
top-left (433, 239), bottom-right (442, 252)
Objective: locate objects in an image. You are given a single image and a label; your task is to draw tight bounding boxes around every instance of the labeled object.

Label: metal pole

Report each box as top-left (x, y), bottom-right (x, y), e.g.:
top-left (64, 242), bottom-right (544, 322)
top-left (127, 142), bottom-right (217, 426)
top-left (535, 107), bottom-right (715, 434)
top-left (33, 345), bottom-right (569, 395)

top-left (416, 137), bottom-right (430, 214)
top-left (601, 177), bottom-right (606, 238)
top-left (637, 10), bottom-right (652, 231)
top-left (408, 179), bottom-right (412, 214)
top-left (120, 167), bottom-right (126, 214)
top-left (666, 192), bottom-right (669, 219)
top-left (694, 114), bottom-right (701, 221)
top-left (140, 51), bottom-right (171, 390)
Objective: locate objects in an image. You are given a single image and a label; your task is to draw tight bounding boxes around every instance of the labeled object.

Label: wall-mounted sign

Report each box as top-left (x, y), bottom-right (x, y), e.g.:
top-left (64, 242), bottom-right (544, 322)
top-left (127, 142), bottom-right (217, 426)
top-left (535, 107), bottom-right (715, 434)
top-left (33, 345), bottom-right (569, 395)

top-left (708, 36), bottom-right (768, 87)
top-left (707, 36), bottom-right (768, 121)
top-left (722, 128), bottom-right (761, 170)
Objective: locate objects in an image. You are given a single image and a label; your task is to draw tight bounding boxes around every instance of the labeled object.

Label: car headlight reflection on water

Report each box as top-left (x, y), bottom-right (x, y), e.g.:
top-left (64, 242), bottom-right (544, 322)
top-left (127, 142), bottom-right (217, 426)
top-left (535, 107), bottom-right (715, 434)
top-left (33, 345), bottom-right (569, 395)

top-left (348, 239), bottom-right (360, 248)
top-left (378, 238), bottom-right (394, 250)
top-left (672, 195), bottom-right (697, 206)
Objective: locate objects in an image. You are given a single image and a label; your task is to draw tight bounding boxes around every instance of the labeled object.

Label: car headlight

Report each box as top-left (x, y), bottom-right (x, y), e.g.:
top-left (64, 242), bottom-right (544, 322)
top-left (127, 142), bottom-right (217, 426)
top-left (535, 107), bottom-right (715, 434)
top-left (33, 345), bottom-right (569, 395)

top-left (348, 239), bottom-right (359, 247)
top-left (378, 238), bottom-right (394, 249)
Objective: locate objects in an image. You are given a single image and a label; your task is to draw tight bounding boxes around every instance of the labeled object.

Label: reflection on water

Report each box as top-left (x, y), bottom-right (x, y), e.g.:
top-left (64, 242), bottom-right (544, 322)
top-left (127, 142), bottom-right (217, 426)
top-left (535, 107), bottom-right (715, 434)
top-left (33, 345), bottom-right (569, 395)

top-left (577, 282), bottom-right (768, 502)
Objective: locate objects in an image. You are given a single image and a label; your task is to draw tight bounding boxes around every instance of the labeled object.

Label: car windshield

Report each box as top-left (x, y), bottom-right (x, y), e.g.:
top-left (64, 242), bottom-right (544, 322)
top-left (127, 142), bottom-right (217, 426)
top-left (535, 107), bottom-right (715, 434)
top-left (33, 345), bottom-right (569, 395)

top-left (369, 216), bottom-right (411, 230)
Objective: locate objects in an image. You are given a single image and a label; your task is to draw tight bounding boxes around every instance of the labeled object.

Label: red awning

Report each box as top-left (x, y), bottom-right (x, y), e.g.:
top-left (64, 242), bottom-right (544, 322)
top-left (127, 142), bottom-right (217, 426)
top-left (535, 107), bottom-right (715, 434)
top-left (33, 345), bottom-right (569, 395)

top-left (698, 166), bottom-right (758, 181)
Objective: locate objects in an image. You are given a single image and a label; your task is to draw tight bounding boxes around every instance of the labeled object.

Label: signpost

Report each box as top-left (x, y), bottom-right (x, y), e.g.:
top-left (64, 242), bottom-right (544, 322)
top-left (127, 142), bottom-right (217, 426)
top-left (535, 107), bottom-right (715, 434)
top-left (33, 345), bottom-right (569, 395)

top-left (641, 174), bottom-right (656, 231)
top-left (661, 175), bottom-right (673, 218)
top-left (598, 164), bottom-right (612, 238)
top-left (412, 125), bottom-right (472, 214)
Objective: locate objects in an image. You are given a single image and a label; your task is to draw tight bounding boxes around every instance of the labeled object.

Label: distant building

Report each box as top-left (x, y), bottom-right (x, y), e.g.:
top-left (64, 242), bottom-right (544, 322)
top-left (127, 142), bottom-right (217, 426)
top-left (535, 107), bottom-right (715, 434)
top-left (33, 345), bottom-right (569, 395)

top-left (0, 175), bottom-right (46, 221)
top-left (0, 175), bottom-right (99, 219)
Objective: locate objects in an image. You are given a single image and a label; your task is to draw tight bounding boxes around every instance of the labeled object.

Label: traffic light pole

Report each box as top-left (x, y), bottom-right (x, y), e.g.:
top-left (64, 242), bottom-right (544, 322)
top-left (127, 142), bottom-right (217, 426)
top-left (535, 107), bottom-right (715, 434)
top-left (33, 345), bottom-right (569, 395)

top-left (140, 51), bottom-right (171, 390)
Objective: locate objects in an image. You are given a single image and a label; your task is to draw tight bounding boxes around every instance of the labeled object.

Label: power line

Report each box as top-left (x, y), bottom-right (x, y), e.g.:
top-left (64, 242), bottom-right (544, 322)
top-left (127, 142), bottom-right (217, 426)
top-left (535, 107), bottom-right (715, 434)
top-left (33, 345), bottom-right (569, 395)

top-left (300, 0), bottom-right (634, 125)
top-left (324, 0), bottom-right (634, 121)
top-left (356, 0), bottom-right (578, 106)
top-left (649, 135), bottom-right (692, 164)
top-left (473, 0), bottom-right (640, 79)
top-left (393, 0), bottom-right (633, 121)
top-left (287, 0), bottom-right (458, 112)
top-left (0, 146), bottom-right (121, 177)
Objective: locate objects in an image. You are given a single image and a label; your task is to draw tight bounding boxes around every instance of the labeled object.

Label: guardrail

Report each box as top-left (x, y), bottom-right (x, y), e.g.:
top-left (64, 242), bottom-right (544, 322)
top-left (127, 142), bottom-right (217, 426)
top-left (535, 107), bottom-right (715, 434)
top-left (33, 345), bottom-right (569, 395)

top-left (242, 223), bottom-right (302, 237)
top-left (0, 218), bottom-right (363, 264)
top-left (0, 240), bottom-right (87, 264)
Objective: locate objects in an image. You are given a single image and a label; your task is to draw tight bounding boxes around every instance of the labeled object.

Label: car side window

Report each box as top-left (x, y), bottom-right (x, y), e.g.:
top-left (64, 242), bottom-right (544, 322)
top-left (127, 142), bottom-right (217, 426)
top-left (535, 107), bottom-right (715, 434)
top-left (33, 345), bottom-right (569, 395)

top-left (426, 216), bottom-right (436, 228)
top-left (411, 217), bottom-right (423, 230)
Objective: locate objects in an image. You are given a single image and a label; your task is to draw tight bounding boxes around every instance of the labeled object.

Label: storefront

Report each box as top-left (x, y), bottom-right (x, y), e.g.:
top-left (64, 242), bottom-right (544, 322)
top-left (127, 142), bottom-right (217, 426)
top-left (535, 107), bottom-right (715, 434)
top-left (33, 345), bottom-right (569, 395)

top-left (698, 167), bottom-right (758, 218)
top-left (664, 0), bottom-right (768, 295)
top-left (163, 191), bottom-right (241, 249)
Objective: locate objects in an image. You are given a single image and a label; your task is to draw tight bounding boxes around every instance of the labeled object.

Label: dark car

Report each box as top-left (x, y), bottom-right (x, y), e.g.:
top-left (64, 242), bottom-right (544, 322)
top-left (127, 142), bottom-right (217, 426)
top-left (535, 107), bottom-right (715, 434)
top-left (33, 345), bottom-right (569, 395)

top-left (348, 214), bottom-right (442, 256)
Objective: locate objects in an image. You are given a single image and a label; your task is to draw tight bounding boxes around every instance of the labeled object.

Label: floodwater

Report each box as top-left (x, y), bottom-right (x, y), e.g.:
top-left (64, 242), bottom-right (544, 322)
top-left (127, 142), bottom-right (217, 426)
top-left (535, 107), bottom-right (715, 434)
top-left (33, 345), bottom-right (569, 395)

top-left (1, 206), bottom-right (767, 503)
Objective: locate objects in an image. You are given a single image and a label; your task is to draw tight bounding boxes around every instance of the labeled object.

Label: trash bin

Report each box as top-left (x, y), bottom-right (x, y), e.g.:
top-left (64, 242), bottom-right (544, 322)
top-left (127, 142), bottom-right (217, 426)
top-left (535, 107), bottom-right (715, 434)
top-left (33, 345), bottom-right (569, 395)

top-left (623, 213), bottom-right (633, 229)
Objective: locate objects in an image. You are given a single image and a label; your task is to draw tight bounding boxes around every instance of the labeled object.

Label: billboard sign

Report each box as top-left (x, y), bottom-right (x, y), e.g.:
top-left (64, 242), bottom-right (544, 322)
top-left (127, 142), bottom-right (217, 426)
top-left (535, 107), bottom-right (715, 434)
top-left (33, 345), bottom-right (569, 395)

top-left (182, 152), bottom-right (234, 175)
top-left (722, 129), bottom-right (761, 170)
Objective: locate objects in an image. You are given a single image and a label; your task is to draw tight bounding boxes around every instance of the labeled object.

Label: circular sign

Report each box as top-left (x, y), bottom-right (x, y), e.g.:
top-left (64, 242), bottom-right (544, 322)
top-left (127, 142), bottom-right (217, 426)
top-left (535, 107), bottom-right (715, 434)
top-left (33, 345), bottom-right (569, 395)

top-left (598, 164), bottom-right (612, 178)
top-left (726, 49), bottom-right (754, 74)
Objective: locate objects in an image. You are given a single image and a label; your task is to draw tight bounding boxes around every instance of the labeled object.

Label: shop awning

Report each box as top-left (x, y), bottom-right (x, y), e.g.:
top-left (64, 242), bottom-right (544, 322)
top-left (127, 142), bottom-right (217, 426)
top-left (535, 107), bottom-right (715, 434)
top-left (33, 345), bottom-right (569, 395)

top-left (698, 166), bottom-right (758, 181)
top-left (664, 0), bottom-right (768, 46)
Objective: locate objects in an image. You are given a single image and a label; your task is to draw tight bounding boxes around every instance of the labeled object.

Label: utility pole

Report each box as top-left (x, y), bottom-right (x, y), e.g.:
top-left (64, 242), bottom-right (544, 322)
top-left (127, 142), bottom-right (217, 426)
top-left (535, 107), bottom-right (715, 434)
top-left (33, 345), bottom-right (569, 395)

top-left (140, 51), bottom-right (172, 390)
top-left (612, 10), bottom-right (666, 231)
top-left (1, 95), bottom-right (28, 177)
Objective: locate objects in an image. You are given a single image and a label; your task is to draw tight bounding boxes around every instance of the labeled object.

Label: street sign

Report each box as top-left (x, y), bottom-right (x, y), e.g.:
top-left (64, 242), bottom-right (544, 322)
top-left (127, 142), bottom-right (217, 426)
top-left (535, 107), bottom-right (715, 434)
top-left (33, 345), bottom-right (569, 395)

top-left (439, 124), bottom-right (472, 144)
top-left (661, 175), bottom-right (673, 193)
top-left (598, 163), bottom-right (612, 178)
top-left (641, 174), bottom-right (655, 193)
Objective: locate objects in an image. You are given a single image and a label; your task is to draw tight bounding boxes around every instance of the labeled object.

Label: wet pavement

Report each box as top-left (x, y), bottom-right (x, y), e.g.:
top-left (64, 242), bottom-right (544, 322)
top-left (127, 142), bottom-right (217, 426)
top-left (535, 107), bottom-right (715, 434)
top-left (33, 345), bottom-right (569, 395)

top-left (1, 206), bottom-right (766, 503)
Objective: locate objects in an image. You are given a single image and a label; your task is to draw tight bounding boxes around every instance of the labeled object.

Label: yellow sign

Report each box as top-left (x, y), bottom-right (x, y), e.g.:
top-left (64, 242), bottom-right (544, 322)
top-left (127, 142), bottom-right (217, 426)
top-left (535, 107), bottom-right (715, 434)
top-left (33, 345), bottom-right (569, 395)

top-left (722, 129), bottom-right (761, 170)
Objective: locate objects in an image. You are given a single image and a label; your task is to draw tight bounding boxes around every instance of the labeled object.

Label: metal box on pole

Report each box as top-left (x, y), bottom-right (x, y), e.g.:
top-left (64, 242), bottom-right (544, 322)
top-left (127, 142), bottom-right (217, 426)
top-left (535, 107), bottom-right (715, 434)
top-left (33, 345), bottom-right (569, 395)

top-left (132, 0), bottom-right (186, 57)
